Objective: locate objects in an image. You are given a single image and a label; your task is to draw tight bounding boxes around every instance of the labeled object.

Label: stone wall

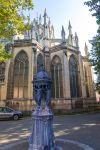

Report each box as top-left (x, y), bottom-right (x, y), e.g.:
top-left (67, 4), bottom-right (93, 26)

top-left (4, 97), bottom-right (99, 115)
top-left (0, 100), bottom-right (5, 106)
top-left (5, 99), bottom-right (35, 115)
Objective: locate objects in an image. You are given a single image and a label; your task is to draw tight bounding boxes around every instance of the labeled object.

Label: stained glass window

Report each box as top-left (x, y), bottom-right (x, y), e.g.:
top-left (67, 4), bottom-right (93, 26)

top-left (13, 51), bottom-right (29, 98)
top-left (37, 53), bottom-right (43, 72)
top-left (69, 55), bottom-right (80, 97)
top-left (51, 56), bottom-right (63, 99)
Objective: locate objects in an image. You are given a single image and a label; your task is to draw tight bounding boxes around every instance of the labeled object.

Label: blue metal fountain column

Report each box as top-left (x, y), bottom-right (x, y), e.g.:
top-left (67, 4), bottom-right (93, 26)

top-left (28, 64), bottom-right (62, 150)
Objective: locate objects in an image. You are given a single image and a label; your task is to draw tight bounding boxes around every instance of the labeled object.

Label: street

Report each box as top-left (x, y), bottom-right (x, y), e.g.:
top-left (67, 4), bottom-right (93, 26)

top-left (0, 113), bottom-right (100, 150)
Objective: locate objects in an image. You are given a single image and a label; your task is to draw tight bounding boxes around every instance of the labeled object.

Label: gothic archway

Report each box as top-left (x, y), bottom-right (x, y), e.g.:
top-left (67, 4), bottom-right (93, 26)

top-left (13, 51), bottom-right (29, 98)
top-left (69, 55), bottom-right (80, 97)
top-left (51, 55), bottom-right (63, 99)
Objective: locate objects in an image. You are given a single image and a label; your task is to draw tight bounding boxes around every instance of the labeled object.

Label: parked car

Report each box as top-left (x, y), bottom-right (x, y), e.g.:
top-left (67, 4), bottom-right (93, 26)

top-left (0, 107), bottom-right (23, 120)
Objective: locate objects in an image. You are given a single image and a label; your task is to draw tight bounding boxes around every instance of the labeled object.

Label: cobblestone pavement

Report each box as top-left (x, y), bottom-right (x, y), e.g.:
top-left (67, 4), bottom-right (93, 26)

top-left (0, 113), bottom-right (100, 150)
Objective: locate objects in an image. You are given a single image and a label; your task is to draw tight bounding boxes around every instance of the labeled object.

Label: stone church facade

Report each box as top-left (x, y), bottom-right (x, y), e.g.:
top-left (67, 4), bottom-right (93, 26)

top-left (0, 9), bottom-right (95, 112)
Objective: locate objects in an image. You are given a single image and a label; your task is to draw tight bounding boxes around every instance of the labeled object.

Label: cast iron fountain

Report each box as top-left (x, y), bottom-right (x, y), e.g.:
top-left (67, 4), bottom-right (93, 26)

top-left (28, 8), bottom-right (62, 150)
top-left (28, 64), bottom-right (62, 150)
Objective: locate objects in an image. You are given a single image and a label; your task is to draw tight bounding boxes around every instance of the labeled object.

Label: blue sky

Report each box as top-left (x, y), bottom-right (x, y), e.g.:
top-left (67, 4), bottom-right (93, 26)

top-left (29, 0), bottom-right (98, 55)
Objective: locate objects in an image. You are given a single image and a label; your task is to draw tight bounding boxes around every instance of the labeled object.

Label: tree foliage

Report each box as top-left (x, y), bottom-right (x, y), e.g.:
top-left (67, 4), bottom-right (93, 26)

top-left (85, 0), bottom-right (100, 91)
top-left (0, 43), bottom-right (12, 62)
top-left (0, 0), bottom-right (34, 62)
top-left (0, 0), bottom-right (33, 39)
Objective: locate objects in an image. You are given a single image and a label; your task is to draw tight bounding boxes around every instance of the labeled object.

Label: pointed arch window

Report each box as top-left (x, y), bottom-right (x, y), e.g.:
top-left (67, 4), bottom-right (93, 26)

top-left (51, 56), bottom-right (63, 99)
top-left (0, 62), bottom-right (5, 83)
top-left (69, 55), bottom-right (80, 97)
top-left (37, 53), bottom-right (44, 72)
top-left (13, 51), bottom-right (29, 98)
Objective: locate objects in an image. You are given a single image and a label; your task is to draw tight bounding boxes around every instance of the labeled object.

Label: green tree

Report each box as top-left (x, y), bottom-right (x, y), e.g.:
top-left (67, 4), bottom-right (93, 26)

top-left (0, 43), bottom-right (12, 62)
top-left (0, 0), bottom-right (34, 62)
top-left (84, 0), bottom-right (100, 91)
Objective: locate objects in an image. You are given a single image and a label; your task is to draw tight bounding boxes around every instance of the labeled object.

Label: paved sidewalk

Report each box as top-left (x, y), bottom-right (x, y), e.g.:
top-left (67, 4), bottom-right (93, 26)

top-left (0, 140), bottom-right (84, 150)
top-left (1, 114), bottom-right (98, 150)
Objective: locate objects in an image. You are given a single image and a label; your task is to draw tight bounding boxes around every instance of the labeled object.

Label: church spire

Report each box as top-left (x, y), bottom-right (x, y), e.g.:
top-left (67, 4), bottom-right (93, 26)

top-left (43, 8), bottom-right (49, 52)
top-left (51, 25), bottom-right (55, 39)
top-left (48, 18), bottom-right (51, 27)
top-left (84, 42), bottom-right (89, 56)
top-left (32, 18), bottom-right (36, 27)
top-left (48, 18), bottom-right (51, 39)
top-left (68, 20), bottom-right (73, 45)
top-left (43, 8), bottom-right (48, 38)
top-left (61, 25), bottom-right (66, 43)
top-left (36, 13), bottom-right (39, 24)
top-left (68, 20), bottom-right (72, 35)
top-left (75, 32), bottom-right (79, 48)
top-left (43, 8), bottom-right (48, 27)
top-left (39, 14), bottom-right (42, 24)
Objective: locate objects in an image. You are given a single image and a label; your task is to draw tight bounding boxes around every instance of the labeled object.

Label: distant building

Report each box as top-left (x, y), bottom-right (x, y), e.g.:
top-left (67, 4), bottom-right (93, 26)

top-left (0, 9), bottom-right (95, 111)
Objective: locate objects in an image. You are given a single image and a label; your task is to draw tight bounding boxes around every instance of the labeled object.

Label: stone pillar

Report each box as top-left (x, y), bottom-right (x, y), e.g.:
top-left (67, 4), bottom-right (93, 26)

top-left (6, 59), bottom-right (14, 99)
top-left (63, 51), bottom-right (70, 98)
top-left (78, 53), bottom-right (86, 97)
top-left (5, 60), bottom-right (10, 99)
top-left (32, 47), bottom-right (37, 98)
top-left (28, 47), bottom-right (33, 99)
top-left (87, 64), bottom-right (95, 97)
top-left (90, 67), bottom-right (95, 97)
top-left (33, 48), bottom-right (37, 75)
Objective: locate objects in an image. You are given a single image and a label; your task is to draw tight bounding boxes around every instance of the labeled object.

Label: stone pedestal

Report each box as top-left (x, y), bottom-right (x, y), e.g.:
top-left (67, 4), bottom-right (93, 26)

top-left (28, 110), bottom-right (62, 150)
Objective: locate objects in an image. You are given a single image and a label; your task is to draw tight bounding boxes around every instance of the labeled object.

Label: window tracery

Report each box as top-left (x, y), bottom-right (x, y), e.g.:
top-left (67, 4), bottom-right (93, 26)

top-left (51, 56), bottom-right (63, 99)
top-left (69, 55), bottom-right (80, 97)
top-left (13, 51), bottom-right (29, 98)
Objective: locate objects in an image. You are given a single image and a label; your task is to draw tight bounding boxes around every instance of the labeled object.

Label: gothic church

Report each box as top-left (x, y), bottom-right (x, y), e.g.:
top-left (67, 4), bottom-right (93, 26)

top-left (0, 9), bottom-right (95, 111)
